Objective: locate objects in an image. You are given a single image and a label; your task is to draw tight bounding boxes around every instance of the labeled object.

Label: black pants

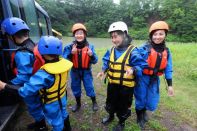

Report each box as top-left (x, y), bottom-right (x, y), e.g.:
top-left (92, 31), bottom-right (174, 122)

top-left (105, 83), bottom-right (134, 120)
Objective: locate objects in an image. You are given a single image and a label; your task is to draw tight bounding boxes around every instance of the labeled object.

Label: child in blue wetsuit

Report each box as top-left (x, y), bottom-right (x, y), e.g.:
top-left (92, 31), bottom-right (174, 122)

top-left (0, 36), bottom-right (73, 131)
top-left (0, 17), bottom-right (47, 130)
top-left (97, 21), bottom-right (147, 131)
top-left (19, 36), bottom-right (73, 131)
top-left (63, 23), bottom-right (98, 112)
top-left (134, 21), bottom-right (174, 129)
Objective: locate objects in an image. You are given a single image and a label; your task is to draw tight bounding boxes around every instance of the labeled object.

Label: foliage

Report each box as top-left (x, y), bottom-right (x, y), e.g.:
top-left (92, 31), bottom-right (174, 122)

top-left (37, 0), bottom-right (197, 42)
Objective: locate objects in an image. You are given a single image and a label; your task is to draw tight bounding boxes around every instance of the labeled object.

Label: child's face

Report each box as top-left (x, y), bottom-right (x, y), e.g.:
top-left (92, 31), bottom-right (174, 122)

top-left (42, 55), bottom-right (54, 61)
top-left (74, 30), bottom-right (85, 42)
top-left (9, 35), bottom-right (28, 45)
top-left (111, 32), bottom-right (123, 47)
top-left (13, 35), bottom-right (24, 44)
top-left (152, 30), bottom-right (166, 44)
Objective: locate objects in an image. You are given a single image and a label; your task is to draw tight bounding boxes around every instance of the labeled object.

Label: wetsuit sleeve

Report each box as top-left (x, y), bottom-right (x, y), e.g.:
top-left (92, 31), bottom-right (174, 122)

top-left (129, 47), bottom-right (148, 77)
top-left (18, 70), bottom-right (54, 98)
top-left (89, 44), bottom-right (98, 64)
top-left (102, 50), bottom-right (110, 72)
top-left (164, 49), bottom-right (173, 85)
top-left (11, 51), bottom-right (34, 86)
top-left (63, 44), bottom-right (73, 60)
top-left (4, 84), bottom-right (20, 94)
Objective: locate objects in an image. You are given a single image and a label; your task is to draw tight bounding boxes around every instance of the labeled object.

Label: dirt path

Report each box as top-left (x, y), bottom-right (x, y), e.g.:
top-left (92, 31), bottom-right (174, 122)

top-left (5, 76), bottom-right (197, 131)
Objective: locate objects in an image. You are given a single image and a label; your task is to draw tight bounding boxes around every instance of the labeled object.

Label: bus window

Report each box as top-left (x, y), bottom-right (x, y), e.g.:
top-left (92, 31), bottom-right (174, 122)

top-left (19, 0), bottom-right (40, 42)
top-left (9, 0), bottom-right (20, 17)
top-left (37, 11), bottom-right (48, 35)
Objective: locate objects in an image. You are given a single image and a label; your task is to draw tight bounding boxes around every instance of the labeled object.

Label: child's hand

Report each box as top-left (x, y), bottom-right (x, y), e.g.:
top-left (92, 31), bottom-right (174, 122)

top-left (0, 80), bottom-right (6, 90)
top-left (167, 86), bottom-right (174, 97)
top-left (97, 71), bottom-right (105, 80)
top-left (71, 44), bottom-right (77, 54)
top-left (125, 66), bottom-right (133, 77)
top-left (87, 48), bottom-right (93, 56)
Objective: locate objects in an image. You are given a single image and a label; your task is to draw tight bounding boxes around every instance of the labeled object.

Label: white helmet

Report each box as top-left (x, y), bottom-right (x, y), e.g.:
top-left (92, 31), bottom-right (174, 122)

top-left (108, 21), bottom-right (128, 34)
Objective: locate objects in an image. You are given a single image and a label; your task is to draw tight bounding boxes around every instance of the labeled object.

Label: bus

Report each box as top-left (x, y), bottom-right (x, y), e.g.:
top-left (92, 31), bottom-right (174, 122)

top-left (0, 0), bottom-right (53, 130)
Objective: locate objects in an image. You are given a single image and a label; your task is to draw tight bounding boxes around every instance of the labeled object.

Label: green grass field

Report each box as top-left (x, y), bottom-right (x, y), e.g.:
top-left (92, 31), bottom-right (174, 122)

top-left (63, 38), bottom-right (197, 130)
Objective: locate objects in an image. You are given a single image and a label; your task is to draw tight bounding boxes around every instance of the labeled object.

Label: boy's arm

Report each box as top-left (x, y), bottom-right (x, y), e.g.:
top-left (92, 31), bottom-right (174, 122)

top-left (63, 44), bottom-right (73, 60)
top-left (129, 48), bottom-right (148, 77)
top-left (97, 50), bottom-right (110, 79)
top-left (164, 49), bottom-right (173, 86)
top-left (102, 50), bottom-right (110, 72)
top-left (18, 70), bottom-right (54, 98)
top-left (0, 81), bottom-right (19, 93)
top-left (89, 45), bottom-right (98, 64)
top-left (11, 51), bottom-right (34, 86)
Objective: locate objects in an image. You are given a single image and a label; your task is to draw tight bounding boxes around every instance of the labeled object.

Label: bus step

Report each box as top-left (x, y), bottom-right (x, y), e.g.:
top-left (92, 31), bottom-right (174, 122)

top-left (0, 104), bottom-right (19, 131)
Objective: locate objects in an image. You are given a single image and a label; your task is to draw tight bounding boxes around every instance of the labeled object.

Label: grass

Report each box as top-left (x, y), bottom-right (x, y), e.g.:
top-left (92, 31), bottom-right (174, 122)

top-left (10, 38), bottom-right (196, 131)
top-left (62, 37), bottom-right (197, 130)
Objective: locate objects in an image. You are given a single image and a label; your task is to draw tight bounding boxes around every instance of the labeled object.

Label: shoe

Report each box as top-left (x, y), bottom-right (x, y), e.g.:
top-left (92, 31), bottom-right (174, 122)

top-left (92, 102), bottom-right (98, 111)
top-left (27, 122), bottom-right (35, 129)
top-left (112, 123), bottom-right (125, 131)
top-left (143, 110), bottom-right (149, 122)
top-left (72, 104), bottom-right (81, 112)
top-left (101, 115), bottom-right (114, 125)
top-left (136, 109), bottom-right (145, 129)
top-left (34, 119), bottom-right (48, 131)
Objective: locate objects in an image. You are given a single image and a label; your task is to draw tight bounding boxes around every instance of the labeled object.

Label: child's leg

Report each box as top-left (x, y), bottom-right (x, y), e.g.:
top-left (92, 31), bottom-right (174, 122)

top-left (102, 84), bottom-right (118, 125)
top-left (82, 70), bottom-right (98, 111)
top-left (71, 70), bottom-right (82, 112)
top-left (71, 70), bottom-right (82, 97)
top-left (63, 115), bottom-right (71, 131)
top-left (115, 86), bottom-right (134, 130)
top-left (23, 95), bottom-right (47, 130)
top-left (44, 102), bottom-right (64, 131)
top-left (146, 79), bottom-right (160, 111)
top-left (61, 97), bottom-right (71, 131)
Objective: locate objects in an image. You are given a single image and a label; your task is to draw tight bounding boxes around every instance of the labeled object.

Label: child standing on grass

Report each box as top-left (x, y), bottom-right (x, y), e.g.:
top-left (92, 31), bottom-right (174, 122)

top-left (0, 36), bottom-right (73, 131)
top-left (134, 21), bottom-right (174, 129)
top-left (97, 21), bottom-right (147, 131)
top-left (63, 23), bottom-right (98, 112)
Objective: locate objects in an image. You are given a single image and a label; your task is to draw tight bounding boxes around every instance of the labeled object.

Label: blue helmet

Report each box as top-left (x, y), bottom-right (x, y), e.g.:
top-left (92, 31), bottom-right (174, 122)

top-left (1, 17), bottom-right (30, 35)
top-left (38, 36), bottom-right (62, 55)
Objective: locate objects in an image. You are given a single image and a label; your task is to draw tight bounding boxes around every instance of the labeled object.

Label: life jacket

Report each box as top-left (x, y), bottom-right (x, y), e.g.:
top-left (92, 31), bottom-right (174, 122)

top-left (39, 58), bottom-right (73, 105)
top-left (143, 47), bottom-right (168, 76)
top-left (107, 45), bottom-right (136, 87)
top-left (72, 45), bottom-right (90, 69)
top-left (11, 45), bottom-right (45, 76)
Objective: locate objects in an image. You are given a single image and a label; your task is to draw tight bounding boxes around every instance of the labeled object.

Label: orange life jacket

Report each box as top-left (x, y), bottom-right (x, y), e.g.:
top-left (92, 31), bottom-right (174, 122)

top-left (72, 46), bottom-right (90, 69)
top-left (143, 48), bottom-right (168, 76)
top-left (11, 45), bottom-right (45, 76)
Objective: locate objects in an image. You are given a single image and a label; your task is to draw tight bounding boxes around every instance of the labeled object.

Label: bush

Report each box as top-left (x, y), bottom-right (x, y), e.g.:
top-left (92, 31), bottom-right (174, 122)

top-left (128, 28), bottom-right (148, 40)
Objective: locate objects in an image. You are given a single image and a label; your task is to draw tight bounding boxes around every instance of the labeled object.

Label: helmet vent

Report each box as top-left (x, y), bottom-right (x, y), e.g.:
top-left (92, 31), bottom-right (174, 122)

top-left (45, 45), bottom-right (49, 48)
top-left (57, 46), bottom-right (60, 49)
top-left (12, 23), bottom-right (16, 25)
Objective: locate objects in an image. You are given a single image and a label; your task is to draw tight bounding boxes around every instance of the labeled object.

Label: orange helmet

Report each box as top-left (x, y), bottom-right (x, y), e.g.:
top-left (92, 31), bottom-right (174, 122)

top-left (149, 21), bottom-right (169, 33)
top-left (71, 23), bottom-right (87, 34)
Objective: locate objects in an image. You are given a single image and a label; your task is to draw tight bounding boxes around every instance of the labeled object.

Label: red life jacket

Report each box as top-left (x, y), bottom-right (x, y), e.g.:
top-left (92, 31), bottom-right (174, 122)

top-left (72, 46), bottom-right (90, 69)
top-left (143, 48), bottom-right (168, 76)
top-left (11, 45), bottom-right (45, 76)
